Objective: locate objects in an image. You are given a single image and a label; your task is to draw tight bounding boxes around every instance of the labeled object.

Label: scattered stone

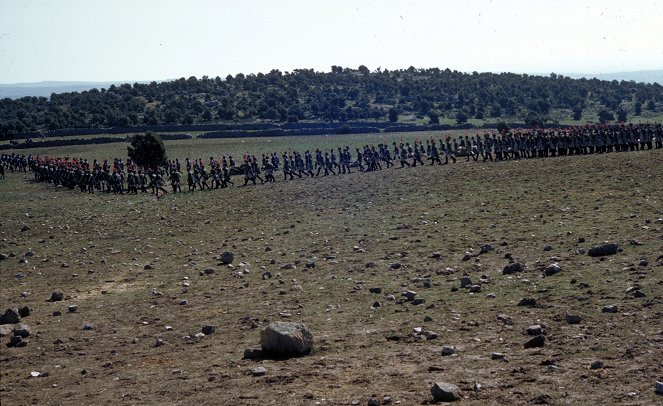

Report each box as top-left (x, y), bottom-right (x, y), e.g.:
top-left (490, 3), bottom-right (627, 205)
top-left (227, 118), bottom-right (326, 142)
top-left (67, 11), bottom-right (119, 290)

top-left (430, 252), bottom-right (442, 259)
top-left (543, 244), bottom-right (553, 251)
top-left (431, 382), bottom-right (462, 402)
top-left (480, 244), bottom-right (493, 254)
top-left (524, 335), bottom-right (545, 349)
top-left (305, 261), bottom-right (316, 269)
top-left (154, 338), bottom-right (165, 347)
top-left (219, 251), bottom-right (235, 265)
top-left (144, 264), bottom-right (154, 270)
top-left (0, 308), bottom-right (21, 324)
top-left (250, 366), bottom-right (267, 376)
top-left (602, 305), bottom-right (618, 313)
top-left (262, 271), bottom-right (272, 280)
top-left (0, 253), bottom-right (8, 261)
top-left (578, 237), bottom-right (586, 243)
top-left (469, 285), bottom-right (481, 293)
top-left (49, 291), bottom-right (64, 302)
top-left (565, 314), bottom-right (582, 324)
top-left (543, 263), bottom-right (562, 276)
top-left (491, 352), bottom-right (506, 360)
top-left (385, 294), bottom-right (395, 301)
top-left (280, 263), bottom-right (295, 270)
top-left (365, 262), bottom-right (377, 268)
top-left (8, 335), bottom-right (24, 347)
top-left (21, 225), bottom-right (30, 232)
top-left (486, 293), bottom-right (496, 299)
top-left (460, 275), bottom-right (472, 288)
top-left (382, 396), bottom-right (392, 405)
top-left (243, 348), bottom-right (263, 359)
top-left (412, 298), bottom-right (426, 306)
top-left (441, 346), bottom-right (455, 356)
top-left (13, 324), bottom-right (31, 337)
top-left (462, 253), bottom-right (473, 261)
top-left (518, 297), bottom-right (536, 307)
top-left (260, 321), bottom-right (313, 357)
top-left (390, 262), bottom-right (401, 270)
top-left (203, 268), bottom-right (215, 275)
top-left (496, 314), bottom-right (512, 325)
top-left (52, 311), bottom-right (61, 317)
top-left (424, 315), bottom-right (433, 322)
top-left (588, 243), bottom-right (619, 257)
top-left (590, 360), bottom-right (604, 370)
top-left (68, 304), bottom-right (78, 313)
top-left (18, 306), bottom-right (30, 317)
top-left (369, 287), bottom-right (382, 294)
top-left (404, 290), bottom-right (417, 301)
top-left (83, 323), bottom-right (94, 330)
top-left (503, 262), bottom-right (525, 274)
top-left (371, 301), bottom-right (382, 309)
top-left (0, 325), bottom-right (13, 336)
top-left (655, 381), bottom-right (663, 394)
top-left (367, 398), bottom-right (380, 406)
top-left (639, 259), bottom-right (648, 267)
top-left (201, 325), bottom-right (215, 335)
top-left (527, 325), bottom-right (543, 335)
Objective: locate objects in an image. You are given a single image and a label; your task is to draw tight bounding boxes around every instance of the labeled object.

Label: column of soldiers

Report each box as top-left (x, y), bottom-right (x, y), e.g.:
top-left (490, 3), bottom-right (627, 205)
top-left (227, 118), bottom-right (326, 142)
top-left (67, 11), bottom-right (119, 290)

top-left (3, 123), bottom-right (661, 194)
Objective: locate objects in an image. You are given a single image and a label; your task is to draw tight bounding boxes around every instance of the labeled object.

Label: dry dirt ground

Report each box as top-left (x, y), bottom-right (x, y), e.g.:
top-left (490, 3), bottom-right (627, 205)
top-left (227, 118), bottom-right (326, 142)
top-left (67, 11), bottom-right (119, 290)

top-left (1, 137), bottom-right (662, 405)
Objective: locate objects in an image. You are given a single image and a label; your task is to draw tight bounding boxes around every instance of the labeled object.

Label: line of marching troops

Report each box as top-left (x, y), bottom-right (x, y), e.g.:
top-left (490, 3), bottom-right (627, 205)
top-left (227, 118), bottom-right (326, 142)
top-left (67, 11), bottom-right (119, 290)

top-left (1, 123), bottom-right (661, 197)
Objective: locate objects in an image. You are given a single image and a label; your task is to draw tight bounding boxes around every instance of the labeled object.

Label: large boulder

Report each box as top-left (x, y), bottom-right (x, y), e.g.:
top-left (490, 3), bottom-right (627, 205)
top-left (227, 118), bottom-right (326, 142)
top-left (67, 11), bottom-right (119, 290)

top-left (0, 308), bottom-right (21, 325)
top-left (260, 321), bottom-right (313, 357)
top-left (588, 243), bottom-right (618, 257)
top-left (431, 382), bottom-right (462, 402)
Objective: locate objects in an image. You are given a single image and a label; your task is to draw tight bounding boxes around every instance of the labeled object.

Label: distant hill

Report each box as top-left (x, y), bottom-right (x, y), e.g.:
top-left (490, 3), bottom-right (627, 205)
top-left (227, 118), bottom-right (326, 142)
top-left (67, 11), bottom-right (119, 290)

top-left (564, 70), bottom-right (663, 85)
top-left (0, 80), bottom-right (161, 99)
top-left (1, 67), bottom-right (661, 136)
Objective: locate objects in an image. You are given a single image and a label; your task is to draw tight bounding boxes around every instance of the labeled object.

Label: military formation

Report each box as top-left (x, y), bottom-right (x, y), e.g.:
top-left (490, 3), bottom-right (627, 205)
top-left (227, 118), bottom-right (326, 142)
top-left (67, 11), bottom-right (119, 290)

top-left (1, 123), bottom-right (661, 197)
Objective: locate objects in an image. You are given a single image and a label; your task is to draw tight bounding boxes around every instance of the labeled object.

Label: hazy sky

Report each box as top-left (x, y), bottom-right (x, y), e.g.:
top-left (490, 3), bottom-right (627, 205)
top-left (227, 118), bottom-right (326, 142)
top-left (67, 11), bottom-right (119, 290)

top-left (1, 0), bottom-right (661, 83)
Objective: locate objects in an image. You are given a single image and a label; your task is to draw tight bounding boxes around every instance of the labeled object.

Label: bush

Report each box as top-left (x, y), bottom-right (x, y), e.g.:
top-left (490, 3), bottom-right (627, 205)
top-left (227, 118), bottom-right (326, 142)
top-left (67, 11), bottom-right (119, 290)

top-left (127, 132), bottom-right (168, 170)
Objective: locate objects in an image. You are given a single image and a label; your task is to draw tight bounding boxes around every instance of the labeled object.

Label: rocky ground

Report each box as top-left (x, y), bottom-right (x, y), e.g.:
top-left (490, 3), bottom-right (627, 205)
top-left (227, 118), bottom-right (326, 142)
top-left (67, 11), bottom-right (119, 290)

top-left (1, 142), bottom-right (662, 405)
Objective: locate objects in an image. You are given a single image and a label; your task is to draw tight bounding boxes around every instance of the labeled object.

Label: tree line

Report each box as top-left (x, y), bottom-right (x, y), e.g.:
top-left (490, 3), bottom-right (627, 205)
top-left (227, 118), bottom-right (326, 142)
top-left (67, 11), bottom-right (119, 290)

top-left (1, 66), bottom-right (661, 139)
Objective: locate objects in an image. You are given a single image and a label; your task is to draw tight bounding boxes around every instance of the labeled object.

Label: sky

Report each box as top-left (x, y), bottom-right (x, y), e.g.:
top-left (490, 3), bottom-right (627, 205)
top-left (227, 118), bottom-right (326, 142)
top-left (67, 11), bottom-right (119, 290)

top-left (0, 0), bottom-right (662, 84)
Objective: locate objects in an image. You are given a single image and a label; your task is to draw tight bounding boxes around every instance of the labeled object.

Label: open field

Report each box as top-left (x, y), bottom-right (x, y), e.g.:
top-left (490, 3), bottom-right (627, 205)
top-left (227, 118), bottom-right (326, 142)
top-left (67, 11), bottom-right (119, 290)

top-left (1, 133), bottom-right (662, 405)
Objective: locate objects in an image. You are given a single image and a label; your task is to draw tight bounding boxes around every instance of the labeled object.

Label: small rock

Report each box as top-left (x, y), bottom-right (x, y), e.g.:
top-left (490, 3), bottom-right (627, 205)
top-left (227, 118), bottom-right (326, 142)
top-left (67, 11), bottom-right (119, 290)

top-left (372, 301), bottom-right (382, 309)
top-left (201, 325), bottom-right (215, 335)
top-left (639, 259), bottom-right (648, 267)
top-left (0, 253), bottom-right (8, 261)
top-left (0, 308), bottom-right (21, 324)
top-left (250, 366), bottom-right (267, 376)
top-left (480, 244), bottom-right (493, 254)
top-left (565, 314), bottom-right (582, 324)
top-left (588, 243), bottom-right (619, 257)
top-left (382, 396), bottom-right (392, 405)
top-left (8, 335), bottom-right (23, 347)
top-left (243, 348), bottom-right (263, 359)
top-left (518, 297), bottom-right (536, 307)
top-left (144, 264), bottom-right (154, 270)
top-left (367, 398), bottom-right (380, 406)
top-left (203, 268), bottom-right (215, 275)
top-left (390, 262), bottom-right (401, 270)
top-left (590, 360), bottom-right (604, 370)
top-left (469, 285), bottom-right (481, 293)
top-left (491, 352), bottom-right (506, 360)
top-left (527, 325), bottom-right (543, 335)
top-left (462, 253), bottom-right (473, 261)
top-left (431, 381), bottom-right (462, 402)
top-left (385, 294), bottom-right (395, 301)
top-left (543, 263), bottom-right (562, 276)
top-left (543, 244), bottom-right (553, 251)
top-left (496, 314), bottom-right (512, 325)
top-left (260, 321), bottom-right (313, 357)
top-left (602, 305), bottom-right (618, 313)
top-left (49, 291), bottom-right (64, 302)
top-left (68, 304), bottom-right (78, 313)
top-left (424, 315), bottom-right (433, 322)
top-left (369, 287), bottom-right (382, 294)
top-left (280, 263), bottom-right (294, 270)
top-left (430, 252), bottom-right (443, 259)
top-left (219, 251), bottom-right (235, 265)
top-left (21, 225), bottom-right (30, 232)
top-left (655, 381), bottom-right (663, 394)
top-left (12, 324), bottom-right (31, 337)
top-left (524, 335), bottom-right (545, 349)
top-left (305, 261), bottom-right (316, 269)
top-left (154, 338), bottom-right (165, 347)
top-left (404, 290), bottom-right (417, 301)
top-left (262, 271), bottom-right (272, 280)
top-left (578, 237), bottom-right (586, 243)
top-left (18, 306), bottom-right (30, 317)
top-left (441, 346), bottom-right (455, 356)
top-left (486, 293), bottom-right (496, 299)
top-left (52, 311), bottom-right (61, 317)
top-left (0, 325), bottom-right (13, 336)
top-left (503, 262), bottom-right (525, 274)
top-left (412, 298), bottom-right (426, 306)
top-left (83, 323), bottom-right (94, 330)
top-left (460, 275), bottom-right (472, 288)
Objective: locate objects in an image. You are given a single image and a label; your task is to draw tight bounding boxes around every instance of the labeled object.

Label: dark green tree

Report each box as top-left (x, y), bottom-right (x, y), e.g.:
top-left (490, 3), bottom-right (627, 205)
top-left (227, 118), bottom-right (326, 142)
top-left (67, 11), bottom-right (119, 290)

top-left (572, 106), bottom-right (583, 121)
top-left (597, 109), bottom-right (614, 124)
top-left (634, 101), bottom-right (642, 115)
top-left (127, 132), bottom-right (168, 170)
top-left (428, 111), bottom-right (439, 124)
top-left (646, 100), bottom-right (656, 111)
top-left (388, 108), bottom-right (399, 122)
top-left (616, 108), bottom-right (627, 122)
top-left (455, 111), bottom-right (468, 124)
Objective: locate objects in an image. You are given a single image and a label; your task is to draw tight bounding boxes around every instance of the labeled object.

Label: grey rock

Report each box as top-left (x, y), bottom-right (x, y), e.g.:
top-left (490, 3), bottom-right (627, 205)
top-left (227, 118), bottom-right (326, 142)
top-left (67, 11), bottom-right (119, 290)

top-left (590, 360), bottom-right (604, 370)
top-left (18, 306), bottom-right (30, 317)
top-left (260, 321), bottom-right (313, 357)
top-left (0, 253), bottom-right (8, 261)
top-left (367, 398), bottom-right (380, 406)
top-left (203, 268), bottom-right (215, 275)
top-left (154, 338), bottom-right (165, 347)
top-left (469, 285), bottom-right (481, 293)
top-left (390, 262), bottom-right (402, 270)
top-left (0, 308), bottom-right (21, 324)
top-left (527, 325), bottom-right (543, 335)
top-left (441, 346), bottom-right (455, 356)
top-left (219, 251), bottom-right (235, 265)
top-left (462, 253), bottom-right (473, 261)
top-left (431, 382), bottom-right (462, 402)
top-left (524, 335), bottom-right (545, 348)
top-left (404, 290), bottom-right (417, 301)
top-left (639, 259), bottom-right (648, 267)
top-left (68, 305), bottom-right (78, 313)
top-left (201, 325), bottom-right (215, 335)
top-left (565, 314), bottom-right (582, 324)
top-left (8, 335), bottom-right (23, 347)
top-left (655, 381), bottom-right (663, 394)
top-left (49, 291), bottom-right (64, 302)
top-left (503, 262), bottom-right (525, 274)
top-left (280, 263), bottom-right (295, 270)
top-left (424, 315), bottom-right (433, 322)
top-left (543, 263), bottom-right (562, 276)
top-left (543, 244), bottom-right (553, 251)
top-left (305, 261), bottom-right (316, 269)
top-left (369, 287), bottom-right (382, 294)
top-left (144, 264), bottom-right (154, 270)
top-left (262, 271), bottom-right (272, 280)
top-left (496, 314), bottom-right (513, 325)
top-left (629, 290), bottom-right (646, 298)
top-left (430, 252), bottom-right (443, 259)
top-left (602, 305), bottom-right (619, 313)
top-left (365, 262), bottom-right (378, 268)
top-left (21, 225), bottom-right (30, 232)
top-left (83, 323), bottom-right (94, 330)
top-left (52, 311), bottom-right (61, 317)
top-left (382, 396), bottom-right (392, 404)
top-left (460, 275), bottom-right (472, 288)
top-left (480, 244), bottom-right (493, 254)
top-left (0, 325), bottom-right (13, 336)
top-left (412, 298), bottom-right (426, 306)
top-left (250, 366), bottom-right (267, 376)
top-left (588, 243), bottom-right (619, 257)
top-left (385, 294), bottom-right (395, 301)
top-left (371, 301), bottom-right (382, 309)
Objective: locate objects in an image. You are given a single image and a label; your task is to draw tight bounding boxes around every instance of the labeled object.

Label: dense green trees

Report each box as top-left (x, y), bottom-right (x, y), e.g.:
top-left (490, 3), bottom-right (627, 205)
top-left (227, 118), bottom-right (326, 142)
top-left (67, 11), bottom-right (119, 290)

top-left (127, 132), bottom-right (168, 169)
top-left (1, 66), bottom-right (661, 135)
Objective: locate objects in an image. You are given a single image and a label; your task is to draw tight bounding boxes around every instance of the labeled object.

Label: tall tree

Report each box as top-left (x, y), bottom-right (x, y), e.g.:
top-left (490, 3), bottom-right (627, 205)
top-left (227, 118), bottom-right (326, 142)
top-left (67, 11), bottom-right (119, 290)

top-left (127, 132), bottom-right (168, 170)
